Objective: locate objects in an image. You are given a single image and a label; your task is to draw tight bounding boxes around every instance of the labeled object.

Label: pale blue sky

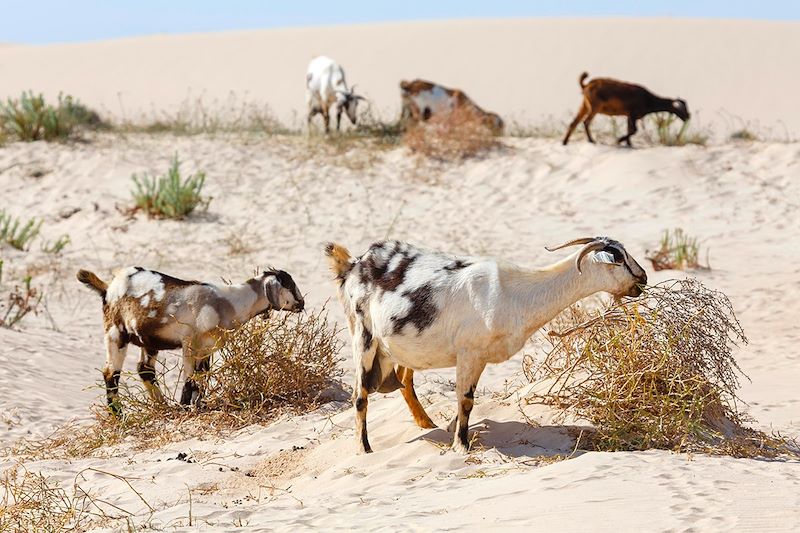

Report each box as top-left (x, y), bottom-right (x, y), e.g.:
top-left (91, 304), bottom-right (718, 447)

top-left (2, 0), bottom-right (797, 45)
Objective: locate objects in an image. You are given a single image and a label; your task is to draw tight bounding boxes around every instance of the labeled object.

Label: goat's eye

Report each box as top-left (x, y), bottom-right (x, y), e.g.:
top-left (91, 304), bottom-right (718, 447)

top-left (607, 247), bottom-right (624, 263)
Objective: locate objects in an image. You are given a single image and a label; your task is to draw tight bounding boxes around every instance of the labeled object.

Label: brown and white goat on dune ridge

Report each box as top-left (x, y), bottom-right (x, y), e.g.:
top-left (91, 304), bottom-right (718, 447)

top-left (325, 237), bottom-right (647, 454)
top-left (78, 267), bottom-right (304, 413)
top-left (563, 72), bottom-right (690, 146)
top-left (400, 79), bottom-right (504, 134)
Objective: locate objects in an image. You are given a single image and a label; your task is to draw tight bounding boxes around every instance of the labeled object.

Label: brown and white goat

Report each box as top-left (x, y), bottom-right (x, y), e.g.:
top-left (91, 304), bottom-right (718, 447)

top-left (77, 267), bottom-right (304, 413)
top-left (562, 72), bottom-right (690, 146)
top-left (400, 79), bottom-right (504, 134)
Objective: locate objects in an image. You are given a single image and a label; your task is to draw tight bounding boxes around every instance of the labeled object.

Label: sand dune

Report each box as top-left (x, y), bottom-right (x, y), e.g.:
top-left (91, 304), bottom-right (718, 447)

top-left (0, 18), bottom-right (799, 136)
top-left (1, 16), bottom-right (799, 532)
top-left (1, 131), bottom-right (799, 529)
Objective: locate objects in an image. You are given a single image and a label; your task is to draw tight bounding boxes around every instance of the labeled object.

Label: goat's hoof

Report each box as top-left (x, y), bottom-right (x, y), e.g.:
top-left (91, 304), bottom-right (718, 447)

top-left (107, 402), bottom-right (123, 418)
top-left (451, 441), bottom-right (470, 455)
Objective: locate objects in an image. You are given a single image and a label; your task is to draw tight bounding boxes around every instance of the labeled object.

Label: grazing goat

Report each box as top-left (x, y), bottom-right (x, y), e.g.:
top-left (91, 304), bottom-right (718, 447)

top-left (306, 55), bottom-right (364, 133)
top-left (400, 79), bottom-right (504, 134)
top-left (77, 267), bottom-right (304, 414)
top-left (325, 237), bottom-right (647, 454)
top-left (562, 72), bottom-right (690, 147)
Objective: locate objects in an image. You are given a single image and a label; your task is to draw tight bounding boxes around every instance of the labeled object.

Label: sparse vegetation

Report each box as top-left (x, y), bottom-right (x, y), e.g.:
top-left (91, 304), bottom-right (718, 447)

top-left (0, 210), bottom-right (42, 251)
top-left (117, 94), bottom-right (288, 136)
top-left (0, 261), bottom-right (42, 329)
top-left (0, 464), bottom-right (96, 531)
top-left (523, 279), bottom-right (798, 458)
top-left (402, 107), bottom-right (502, 161)
top-left (41, 234), bottom-right (71, 254)
top-left (646, 228), bottom-right (709, 271)
top-left (648, 113), bottom-right (708, 146)
top-left (131, 154), bottom-right (210, 219)
top-left (0, 91), bottom-right (104, 142)
top-left (6, 308), bottom-right (342, 459)
top-left (730, 128), bottom-right (758, 141)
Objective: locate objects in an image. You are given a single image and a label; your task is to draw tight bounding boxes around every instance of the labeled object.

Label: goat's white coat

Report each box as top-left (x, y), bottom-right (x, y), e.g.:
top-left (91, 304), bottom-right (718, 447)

top-left (335, 239), bottom-right (646, 453)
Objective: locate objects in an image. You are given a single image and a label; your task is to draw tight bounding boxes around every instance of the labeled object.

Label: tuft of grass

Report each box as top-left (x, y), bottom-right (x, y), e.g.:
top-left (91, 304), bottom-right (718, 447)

top-left (648, 113), bottom-right (708, 146)
top-left (6, 308), bottom-right (343, 459)
top-left (523, 279), bottom-right (798, 458)
top-left (0, 91), bottom-right (104, 142)
top-left (117, 93), bottom-right (289, 136)
top-left (730, 129), bottom-right (758, 142)
top-left (646, 228), bottom-right (710, 271)
top-left (131, 154), bottom-right (210, 219)
top-left (402, 107), bottom-right (502, 161)
top-left (0, 261), bottom-right (42, 329)
top-left (0, 210), bottom-right (42, 251)
top-left (41, 234), bottom-right (70, 254)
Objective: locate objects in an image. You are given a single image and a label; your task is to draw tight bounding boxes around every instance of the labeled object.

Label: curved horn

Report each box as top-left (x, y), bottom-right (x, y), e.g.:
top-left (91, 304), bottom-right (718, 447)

top-left (574, 241), bottom-right (607, 274)
top-left (544, 237), bottom-right (595, 252)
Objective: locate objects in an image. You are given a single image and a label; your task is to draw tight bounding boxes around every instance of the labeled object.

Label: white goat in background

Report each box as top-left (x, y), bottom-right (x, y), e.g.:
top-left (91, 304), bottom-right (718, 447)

top-left (325, 237), bottom-right (647, 454)
top-left (306, 55), bottom-right (364, 133)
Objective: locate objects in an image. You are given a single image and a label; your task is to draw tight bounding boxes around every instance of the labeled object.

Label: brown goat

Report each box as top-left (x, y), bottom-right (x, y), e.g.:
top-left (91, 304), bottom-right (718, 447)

top-left (400, 79), bottom-right (504, 134)
top-left (562, 72), bottom-right (690, 146)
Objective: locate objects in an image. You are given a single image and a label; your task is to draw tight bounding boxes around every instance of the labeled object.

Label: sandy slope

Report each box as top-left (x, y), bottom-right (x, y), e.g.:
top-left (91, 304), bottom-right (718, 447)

top-left (1, 132), bottom-right (798, 530)
top-left (0, 18), bottom-right (799, 137)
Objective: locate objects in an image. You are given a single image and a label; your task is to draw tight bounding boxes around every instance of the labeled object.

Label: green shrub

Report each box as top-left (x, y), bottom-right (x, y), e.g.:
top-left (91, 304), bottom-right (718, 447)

top-left (0, 211), bottom-right (42, 250)
top-left (0, 91), bottom-right (103, 142)
top-left (131, 154), bottom-right (210, 219)
top-left (649, 113), bottom-right (707, 146)
top-left (730, 129), bottom-right (758, 141)
top-left (646, 228), bottom-right (709, 271)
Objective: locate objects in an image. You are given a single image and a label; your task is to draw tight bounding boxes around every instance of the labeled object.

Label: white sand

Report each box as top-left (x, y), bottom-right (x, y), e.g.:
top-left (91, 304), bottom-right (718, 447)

top-left (1, 18), bottom-right (799, 532)
top-left (0, 18), bottom-right (798, 136)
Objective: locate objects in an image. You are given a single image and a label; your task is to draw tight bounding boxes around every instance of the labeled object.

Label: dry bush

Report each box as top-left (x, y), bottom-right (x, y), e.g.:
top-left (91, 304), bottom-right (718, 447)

top-left (646, 228), bottom-right (710, 271)
top-left (1, 463), bottom-right (154, 531)
top-left (0, 262), bottom-right (42, 329)
top-left (403, 107), bottom-right (502, 161)
top-left (523, 279), bottom-right (798, 457)
top-left (6, 309), bottom-right (343, 460)
top-left (199, 310), bottom-right (343, 416)
top-left (0, 464), bottom-right (95, 531)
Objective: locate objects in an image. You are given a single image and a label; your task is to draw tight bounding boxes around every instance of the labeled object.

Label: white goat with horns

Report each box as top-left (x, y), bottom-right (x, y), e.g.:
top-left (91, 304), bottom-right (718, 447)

top-left (306, 55), bottom-right (364, 133)
top-left (325, 236), bottom-right (647, 454)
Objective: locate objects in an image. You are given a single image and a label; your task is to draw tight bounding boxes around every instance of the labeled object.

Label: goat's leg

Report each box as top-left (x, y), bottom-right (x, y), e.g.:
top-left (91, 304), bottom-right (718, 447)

top-left (452, 356), bottom-right (486, 454)
top-left (617, 115), bottom-right (637, 147)
top-left (103, 331), bottom-right (128, 416)
top-left (192, 354), bottom-right (212, 407)
top-left (336, 107), bottom-right (343, 131)
top-left (397, 366), bottom-right (436, 429)
top-left (137, 348), bottom-right (164, 403)
top-left (322, 108), bottom-right (330, 134)
top-left (307, 107), bottom-right (320, 132)
top-left (180, 337), bottom-right (214, 406)
top-left (353, 321), bottom-right (378, 453)
top-left (563, 104), bottom-right (588, 145)
top-left (583, 111), bottom-right (597, 143)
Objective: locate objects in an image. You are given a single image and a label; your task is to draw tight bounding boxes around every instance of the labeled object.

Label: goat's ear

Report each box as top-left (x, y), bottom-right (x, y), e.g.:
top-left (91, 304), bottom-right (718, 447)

top-left (592, 250), bottom-right (620, 265)
top-left (264, 275), bottom-right (282, 308)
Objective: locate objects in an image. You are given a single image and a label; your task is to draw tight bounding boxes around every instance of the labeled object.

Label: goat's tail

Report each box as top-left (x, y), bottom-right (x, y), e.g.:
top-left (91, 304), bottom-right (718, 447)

top-left (77, 269), bottom-right (108, 298)
top-left (579, 72), bottom-right (589, 88)
top-left (324, 243), bottom-right (355, 284)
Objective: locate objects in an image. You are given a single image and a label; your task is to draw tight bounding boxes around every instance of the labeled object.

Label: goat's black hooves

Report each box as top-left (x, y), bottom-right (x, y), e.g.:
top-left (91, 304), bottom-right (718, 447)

top-left (107, 402), bottom-right (123, 418)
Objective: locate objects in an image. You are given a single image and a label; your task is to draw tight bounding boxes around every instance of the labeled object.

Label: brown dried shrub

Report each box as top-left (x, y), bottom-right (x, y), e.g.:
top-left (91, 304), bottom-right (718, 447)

top-left (523, 279), bottom-right (798, 457)
top-left (402, 106), bottom-right (501, 161)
